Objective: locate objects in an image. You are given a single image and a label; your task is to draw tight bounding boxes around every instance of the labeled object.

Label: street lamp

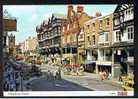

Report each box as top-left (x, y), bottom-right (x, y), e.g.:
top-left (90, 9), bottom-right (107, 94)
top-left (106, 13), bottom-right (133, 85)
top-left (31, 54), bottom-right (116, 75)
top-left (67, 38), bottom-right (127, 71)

top-left (20, 71), bottom-right (23, 91)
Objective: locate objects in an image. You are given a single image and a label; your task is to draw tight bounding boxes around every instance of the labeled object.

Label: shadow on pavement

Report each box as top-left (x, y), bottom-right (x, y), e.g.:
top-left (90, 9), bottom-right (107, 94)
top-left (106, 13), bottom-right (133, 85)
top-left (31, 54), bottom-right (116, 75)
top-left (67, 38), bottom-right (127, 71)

top-left (30, 78), bottom-right (93, 91)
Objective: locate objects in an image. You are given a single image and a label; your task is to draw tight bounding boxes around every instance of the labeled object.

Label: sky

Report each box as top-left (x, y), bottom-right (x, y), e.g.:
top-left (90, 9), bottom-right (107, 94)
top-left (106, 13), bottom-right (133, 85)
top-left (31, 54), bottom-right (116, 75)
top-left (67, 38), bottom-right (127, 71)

top-left (3, 5), bottom-right (117, 44)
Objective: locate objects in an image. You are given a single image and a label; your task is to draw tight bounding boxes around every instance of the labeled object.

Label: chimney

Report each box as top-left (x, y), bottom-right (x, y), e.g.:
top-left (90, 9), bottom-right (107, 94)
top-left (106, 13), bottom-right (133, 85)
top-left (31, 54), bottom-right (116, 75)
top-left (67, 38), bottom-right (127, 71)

top-left (68, 5), bottom-right (73, 17)
top-left (77, 6), bottom-right (84, 13)
top-left (96, 12), bottom-right (102, 17)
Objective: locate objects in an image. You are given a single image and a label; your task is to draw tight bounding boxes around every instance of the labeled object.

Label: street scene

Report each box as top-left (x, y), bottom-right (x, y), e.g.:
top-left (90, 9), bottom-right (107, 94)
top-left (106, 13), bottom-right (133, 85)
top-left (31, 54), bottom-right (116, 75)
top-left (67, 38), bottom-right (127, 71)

top-left (3, 4), bottom-right (134, 92)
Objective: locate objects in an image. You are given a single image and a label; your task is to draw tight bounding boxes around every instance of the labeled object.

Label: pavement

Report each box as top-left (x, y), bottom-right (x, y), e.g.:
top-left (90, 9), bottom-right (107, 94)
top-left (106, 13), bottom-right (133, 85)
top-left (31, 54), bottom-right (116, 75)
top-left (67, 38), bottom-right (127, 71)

top-left (62, 72), bottom-right (122, 91)
top-left (28, 77), bottom-right (92, 91)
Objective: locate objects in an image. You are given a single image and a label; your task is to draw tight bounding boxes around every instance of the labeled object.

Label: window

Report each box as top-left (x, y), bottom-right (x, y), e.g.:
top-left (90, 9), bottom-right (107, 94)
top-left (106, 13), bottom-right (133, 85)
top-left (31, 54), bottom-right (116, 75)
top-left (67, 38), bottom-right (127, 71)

top-left (92, 35), bottom-right (95, 45)
top-left (80, 34), bottom-right (83, 39)
top-left (120, 16), bottom-right (124, 23)
top-left (58, 27), bottom-right (61, 33)
top-left (128, 27), bottom-right (134, 40)
top-left (63, 26), bottom-right (65, 32)
top-left (99, 32), bottom-right (109, 43)
top-left (131, 8), bottom-right (133, 14)
top-left (92, 23), bottom-right (95, 31)
top-left (93, 23), bottom-right (95, 27)
top-left (87, 36), bottom-right (91, 45)
top-left (99, 33), bottom-right (104, 43)
top-left (87, 25), bottom-right (90, 29)
top-left (128, 9), bottom-right (131, 15)
top-left (73, 23), bottom-right (75, 28)
top-left (99, 20), bottom-right (102, 29)
top-left (70, 35), bottom-right (74, 42)
top-left (105, 33), bottom-right (108, 41)
top-left (106, 18), bottom-right (110, 26)
top-left (67, 24), bottom-right (69, 30)
top-left (126, 10), bottom-right (127, 15)
top-left (116, 31), bottom-right (121, 42)
top-left (87, 36), bottom-right (90, 41)
top-left (114, 18), bottom-right (120, 25)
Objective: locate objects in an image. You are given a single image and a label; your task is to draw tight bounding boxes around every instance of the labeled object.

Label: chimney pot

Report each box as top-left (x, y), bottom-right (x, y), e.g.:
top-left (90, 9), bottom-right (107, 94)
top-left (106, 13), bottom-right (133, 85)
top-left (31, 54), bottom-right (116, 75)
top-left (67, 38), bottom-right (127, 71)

top-left (96, 12), bottom-right (102, 17)
top-left (77, 6), bottom-right (84, 13)
top-left (68, 5), bottom-right (74, 17)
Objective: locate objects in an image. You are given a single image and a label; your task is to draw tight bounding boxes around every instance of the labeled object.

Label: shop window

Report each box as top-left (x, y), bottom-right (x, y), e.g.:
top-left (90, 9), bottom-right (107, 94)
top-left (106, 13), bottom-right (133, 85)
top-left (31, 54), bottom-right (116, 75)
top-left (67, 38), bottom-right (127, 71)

top-left (129, 48), bottom-right (134, 56)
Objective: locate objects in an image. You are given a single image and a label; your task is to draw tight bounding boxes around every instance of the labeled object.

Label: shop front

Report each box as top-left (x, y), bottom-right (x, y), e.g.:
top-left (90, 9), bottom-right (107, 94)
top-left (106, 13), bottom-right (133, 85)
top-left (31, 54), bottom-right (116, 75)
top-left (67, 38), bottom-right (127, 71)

top-left (112, 45), bottom-right (134, 78)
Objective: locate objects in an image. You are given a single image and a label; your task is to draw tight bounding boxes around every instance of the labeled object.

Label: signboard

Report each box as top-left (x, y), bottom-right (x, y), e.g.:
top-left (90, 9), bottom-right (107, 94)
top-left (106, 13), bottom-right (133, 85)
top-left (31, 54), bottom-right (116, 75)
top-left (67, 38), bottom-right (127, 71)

top-left (4, 19), bottom-right (17, 31)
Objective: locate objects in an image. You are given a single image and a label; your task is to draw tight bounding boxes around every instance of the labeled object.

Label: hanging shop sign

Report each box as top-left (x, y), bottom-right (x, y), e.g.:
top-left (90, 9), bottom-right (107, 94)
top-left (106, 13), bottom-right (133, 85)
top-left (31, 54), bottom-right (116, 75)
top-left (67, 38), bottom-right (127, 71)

top-left (4, 19), bottom-right (17, 31)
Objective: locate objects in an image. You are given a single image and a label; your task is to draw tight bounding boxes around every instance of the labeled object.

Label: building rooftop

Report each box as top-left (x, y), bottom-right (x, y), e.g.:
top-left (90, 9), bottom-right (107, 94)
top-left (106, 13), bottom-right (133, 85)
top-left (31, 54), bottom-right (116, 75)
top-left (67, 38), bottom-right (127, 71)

top-left (52, 13), bottom-right (67, 19)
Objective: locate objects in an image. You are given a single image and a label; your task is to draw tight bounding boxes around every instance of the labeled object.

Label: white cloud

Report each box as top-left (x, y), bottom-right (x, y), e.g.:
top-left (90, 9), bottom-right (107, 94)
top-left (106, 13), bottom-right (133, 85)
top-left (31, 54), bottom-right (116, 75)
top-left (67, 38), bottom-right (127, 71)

top-left (30, 14), bottom-right (38, 22)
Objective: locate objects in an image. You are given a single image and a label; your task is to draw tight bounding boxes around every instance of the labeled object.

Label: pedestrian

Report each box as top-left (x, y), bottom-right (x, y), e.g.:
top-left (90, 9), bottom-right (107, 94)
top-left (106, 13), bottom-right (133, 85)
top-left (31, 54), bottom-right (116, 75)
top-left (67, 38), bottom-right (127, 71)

top-left (102, 70), bottom-right (107, 80)
top-left (107, 73), bottom-right (112, 80)
top-left (47, 70), bottom-right (50, 80)
top-left (105, 69), bottom-right (109, 80)
top-left (119, 74), bottom-right (123, 82)
top-left (53, 70), bottom-right (57, 80)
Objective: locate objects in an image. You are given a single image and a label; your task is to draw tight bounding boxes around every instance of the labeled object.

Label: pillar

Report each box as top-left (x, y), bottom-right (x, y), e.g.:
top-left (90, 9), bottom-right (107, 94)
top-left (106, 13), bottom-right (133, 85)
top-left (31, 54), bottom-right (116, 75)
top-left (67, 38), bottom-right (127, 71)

top-left (111, 50), bottom-right (115, 79)
top-left (127, 49), bottom-right (129, 74)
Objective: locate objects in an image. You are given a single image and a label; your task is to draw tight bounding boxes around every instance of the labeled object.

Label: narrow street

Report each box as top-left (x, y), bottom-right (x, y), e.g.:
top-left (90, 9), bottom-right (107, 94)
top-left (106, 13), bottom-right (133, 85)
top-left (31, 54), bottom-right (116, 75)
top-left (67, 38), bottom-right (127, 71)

top-left (25, 64), bottom-right (122, 91)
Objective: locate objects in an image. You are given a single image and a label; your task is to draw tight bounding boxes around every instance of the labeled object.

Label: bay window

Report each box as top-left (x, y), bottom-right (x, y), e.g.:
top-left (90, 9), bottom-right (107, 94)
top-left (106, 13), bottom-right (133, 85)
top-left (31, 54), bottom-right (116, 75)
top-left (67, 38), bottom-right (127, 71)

top-left (128, 26), bottom-right (134, 40)
top-left (99, 32), bottom-right (109, 43)
top-left (116, 31), bottom-right (121, 42)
